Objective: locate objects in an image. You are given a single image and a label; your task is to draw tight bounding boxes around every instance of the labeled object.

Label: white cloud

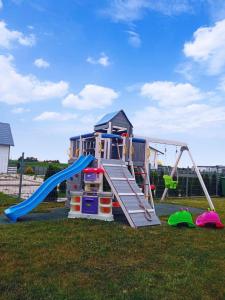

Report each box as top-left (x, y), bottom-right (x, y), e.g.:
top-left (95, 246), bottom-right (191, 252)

top-left (0, 55), bottom-right (69, 105)
top-left (11, 107), bottom-right (30, 114)
top-left (127, 30), bottom-right (141, 47)
top-left (62, 84), bottom-right (118, 110)
top-left (183, 19), bottom-right (225, 75)
top-left (34, 58), bottom-right (50, 68)
top-left (103, 0), bottom-right (191, 23)
top-left (133, 103), bottom-right (225, 134)
top-left (86, 53), bottom-right (110, 67)
top-left (141, 81), bottom-right (204, 107)
top-left (34, 111), bottom-right (77, 121)
top-left (0, 21), bottom-right (35, 48)
top-left (135, 78), bottom-right (225, 135)
top-left (218, 76), bottom-right (225, 92)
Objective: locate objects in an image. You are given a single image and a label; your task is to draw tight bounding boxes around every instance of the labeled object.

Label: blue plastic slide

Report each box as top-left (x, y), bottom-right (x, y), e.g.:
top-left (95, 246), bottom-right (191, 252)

top-left (4, 155), bottom-right (94, 222)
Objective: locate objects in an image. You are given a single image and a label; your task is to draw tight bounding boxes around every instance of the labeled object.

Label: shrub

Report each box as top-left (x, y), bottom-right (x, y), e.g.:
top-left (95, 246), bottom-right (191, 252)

top-left (25, 166), bottom-right (34, 175)
top-left (44, 164), bottom-right (61, 201)
top-left (59, 180), bottom-right (66, 195)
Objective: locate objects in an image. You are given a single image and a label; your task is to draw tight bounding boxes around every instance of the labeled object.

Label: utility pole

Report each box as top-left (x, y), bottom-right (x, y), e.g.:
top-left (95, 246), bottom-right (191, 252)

top-left (18, 152), bottom-right (24, 200)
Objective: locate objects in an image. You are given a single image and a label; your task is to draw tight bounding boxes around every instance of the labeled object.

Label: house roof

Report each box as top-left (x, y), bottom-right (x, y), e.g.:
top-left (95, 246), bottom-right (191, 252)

top-left (0, 122), bottom-right (14, 146)
top-left (95, 110), bottom-right (133, 127)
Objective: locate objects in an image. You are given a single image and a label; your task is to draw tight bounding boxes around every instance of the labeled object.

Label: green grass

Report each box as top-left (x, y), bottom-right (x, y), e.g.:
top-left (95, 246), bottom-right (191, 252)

top-left (0, 194), bottom-right (224, 300)
top-left (0, 193), bottom-right (64, 214)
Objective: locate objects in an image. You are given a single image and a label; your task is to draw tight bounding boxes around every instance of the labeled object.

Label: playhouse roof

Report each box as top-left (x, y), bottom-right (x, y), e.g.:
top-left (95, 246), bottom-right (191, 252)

top-left (0, 122), bottom-right (14, 146)
top-left (95, 110), bottom-right (133, 127)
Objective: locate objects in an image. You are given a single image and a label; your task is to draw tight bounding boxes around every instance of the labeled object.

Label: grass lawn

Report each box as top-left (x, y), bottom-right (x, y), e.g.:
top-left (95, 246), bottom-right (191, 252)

top-left (0, 194), bottom-right (224, 300)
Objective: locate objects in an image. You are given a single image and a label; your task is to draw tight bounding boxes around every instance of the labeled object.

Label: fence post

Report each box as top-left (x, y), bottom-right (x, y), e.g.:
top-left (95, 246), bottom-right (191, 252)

top-left (186, 177), bottom-right (189, 197)
top-left (216, 167), bottom-right (219, 196)
top-left (18, 152), bottom-right (24, 200)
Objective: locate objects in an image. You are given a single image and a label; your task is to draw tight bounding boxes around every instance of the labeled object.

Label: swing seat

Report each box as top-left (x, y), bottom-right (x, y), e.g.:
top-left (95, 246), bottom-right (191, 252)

top-left (163, 175), bottom-right (178, 189)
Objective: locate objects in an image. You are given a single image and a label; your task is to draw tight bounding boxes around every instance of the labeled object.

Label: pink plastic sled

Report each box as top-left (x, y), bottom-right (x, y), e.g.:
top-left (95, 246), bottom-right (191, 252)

top-left (196, 210), bottom-right (224, 229)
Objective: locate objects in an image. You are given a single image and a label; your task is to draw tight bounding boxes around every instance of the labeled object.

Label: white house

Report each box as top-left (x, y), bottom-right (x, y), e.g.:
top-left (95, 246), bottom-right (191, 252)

top-left (0, 122), bottom-right (14, 173)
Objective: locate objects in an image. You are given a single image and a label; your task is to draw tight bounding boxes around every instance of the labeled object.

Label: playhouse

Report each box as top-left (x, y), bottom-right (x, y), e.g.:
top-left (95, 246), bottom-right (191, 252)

top-left (5, 110), bottom-right (222, 229)
top-left (66, 111), bottom-right (160, 227)
top-left (66, 110), bottom-right (216, 228)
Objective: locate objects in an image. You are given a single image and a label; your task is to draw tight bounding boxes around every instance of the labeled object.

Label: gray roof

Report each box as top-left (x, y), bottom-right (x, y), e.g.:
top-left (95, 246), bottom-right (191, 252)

top-left (0, 122), bottom-right (14, 146)
top-left (95, 111), bottom-right (120, 126)
top-left (95, 110), bottom-right (133, 127)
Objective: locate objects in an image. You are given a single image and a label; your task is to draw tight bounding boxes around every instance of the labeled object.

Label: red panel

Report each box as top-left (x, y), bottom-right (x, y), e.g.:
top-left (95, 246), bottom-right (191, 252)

top-left (83, 168), bottom-right (104, 174)
top-left (100, 198), bottom-right (111, 205)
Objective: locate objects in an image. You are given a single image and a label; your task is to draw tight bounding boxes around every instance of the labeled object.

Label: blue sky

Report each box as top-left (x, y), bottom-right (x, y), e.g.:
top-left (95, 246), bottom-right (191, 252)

top-left (1, 0), bottom-right (225, 165)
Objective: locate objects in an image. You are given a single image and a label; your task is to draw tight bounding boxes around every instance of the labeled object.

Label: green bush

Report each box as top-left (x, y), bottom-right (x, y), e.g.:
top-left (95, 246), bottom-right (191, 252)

top-left (59, 180), bottom-right (66, 196)
top-left (44, 164), bottom-right (61, 201)
top-left (25, 166), bottom-right (35, 175)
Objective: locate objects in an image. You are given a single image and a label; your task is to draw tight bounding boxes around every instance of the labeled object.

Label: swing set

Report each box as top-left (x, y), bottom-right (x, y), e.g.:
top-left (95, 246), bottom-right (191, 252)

top-left (138, 136), bottom-right (215, 211)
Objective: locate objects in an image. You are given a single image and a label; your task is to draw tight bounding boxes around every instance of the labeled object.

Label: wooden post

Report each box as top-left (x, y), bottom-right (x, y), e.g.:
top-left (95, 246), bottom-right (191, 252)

top-left (122, 136), bottom-right (126, 161)
top-left (79, 136), bottom-right (83, 156)
top-left (129, 137), bottom-right (135, 177)
top-left (18, 152), bottom-right (24, 200)
top-left (107, 122), bottom-right (112, 159)
top-left (187, 149), bottom-right (215, 210)
top-left (95, 133), bottom-right (102, 168)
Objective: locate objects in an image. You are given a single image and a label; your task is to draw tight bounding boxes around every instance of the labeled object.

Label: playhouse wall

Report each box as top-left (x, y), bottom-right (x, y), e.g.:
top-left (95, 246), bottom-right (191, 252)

top-left (110, 111), bottom-right (133, 135)
top-left (132, 142), bottom-right (145, 166)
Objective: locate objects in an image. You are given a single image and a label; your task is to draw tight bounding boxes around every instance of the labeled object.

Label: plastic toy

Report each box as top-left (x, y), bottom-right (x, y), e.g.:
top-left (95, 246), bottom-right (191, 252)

top-left (168, 209), bottom-right (195, 227)
top-left (68, 167), bottom-right (114, 221)
top-left (196, 210), bottom-right (224, 228)
top-left (163, 175), bottom-right (178, 189)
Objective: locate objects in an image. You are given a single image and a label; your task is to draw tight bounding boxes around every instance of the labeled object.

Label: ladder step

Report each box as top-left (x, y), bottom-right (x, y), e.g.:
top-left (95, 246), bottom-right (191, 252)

top-left (128, 209), bottom-right (155, 214)
top-left (103, 163), bottom-right (126, 167)
top-left (110, 177), bottom-right (135, 181)
top-left (118, 192), bottom-right (144, 196)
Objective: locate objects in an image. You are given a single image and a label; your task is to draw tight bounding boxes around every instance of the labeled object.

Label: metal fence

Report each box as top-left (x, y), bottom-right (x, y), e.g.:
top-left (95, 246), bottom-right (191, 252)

top-left (2, 160), bottom-right (224, 200)
top-left (150, 168), bottom-right (223, 198)
top-left (0, 173), bottom-right (43, 199)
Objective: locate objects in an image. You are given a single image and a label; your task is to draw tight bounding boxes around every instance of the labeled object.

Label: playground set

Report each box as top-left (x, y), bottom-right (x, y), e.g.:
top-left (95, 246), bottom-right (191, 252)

top-left (4, 110), bottom-right (224, 228)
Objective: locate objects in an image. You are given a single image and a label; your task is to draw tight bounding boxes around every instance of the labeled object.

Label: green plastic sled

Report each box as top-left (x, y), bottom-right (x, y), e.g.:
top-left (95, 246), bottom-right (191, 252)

top-left (168, 210), bottom-right (195, 228)
top-left (163, 175), bottom-right (178, 189)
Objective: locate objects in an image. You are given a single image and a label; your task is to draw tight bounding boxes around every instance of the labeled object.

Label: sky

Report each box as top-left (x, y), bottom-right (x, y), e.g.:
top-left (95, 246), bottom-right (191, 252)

top-left (1, 0), bottom-right (225, 166)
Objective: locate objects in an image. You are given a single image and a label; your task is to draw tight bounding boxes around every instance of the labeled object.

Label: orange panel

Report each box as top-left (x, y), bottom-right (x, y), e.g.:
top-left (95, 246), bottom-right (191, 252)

top-left (100, 207), bottom-right (111, 214)
top-left (72, 205), bottom-right (80, 211)
top-left (72, 196), bottom-right (81, 203)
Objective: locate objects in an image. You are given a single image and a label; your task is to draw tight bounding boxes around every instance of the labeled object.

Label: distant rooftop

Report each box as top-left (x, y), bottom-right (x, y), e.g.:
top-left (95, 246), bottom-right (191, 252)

top-left (0, 122), bottom-right (14, 146)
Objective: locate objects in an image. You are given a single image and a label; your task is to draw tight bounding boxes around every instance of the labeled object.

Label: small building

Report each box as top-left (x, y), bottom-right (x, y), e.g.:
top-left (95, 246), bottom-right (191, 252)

top-left (0, 122), bottom-right (14, 173)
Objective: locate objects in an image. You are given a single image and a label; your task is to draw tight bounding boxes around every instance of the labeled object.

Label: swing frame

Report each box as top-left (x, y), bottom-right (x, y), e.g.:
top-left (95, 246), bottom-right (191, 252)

top-left (137, 136), bottom-right (215, 211)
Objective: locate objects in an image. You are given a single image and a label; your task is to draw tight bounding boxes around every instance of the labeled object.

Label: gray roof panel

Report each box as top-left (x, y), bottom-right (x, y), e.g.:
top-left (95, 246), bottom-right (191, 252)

top-left (0, 122), bottom-right (14, 146)
top-left (95, 111), bottom-right (120, 126)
